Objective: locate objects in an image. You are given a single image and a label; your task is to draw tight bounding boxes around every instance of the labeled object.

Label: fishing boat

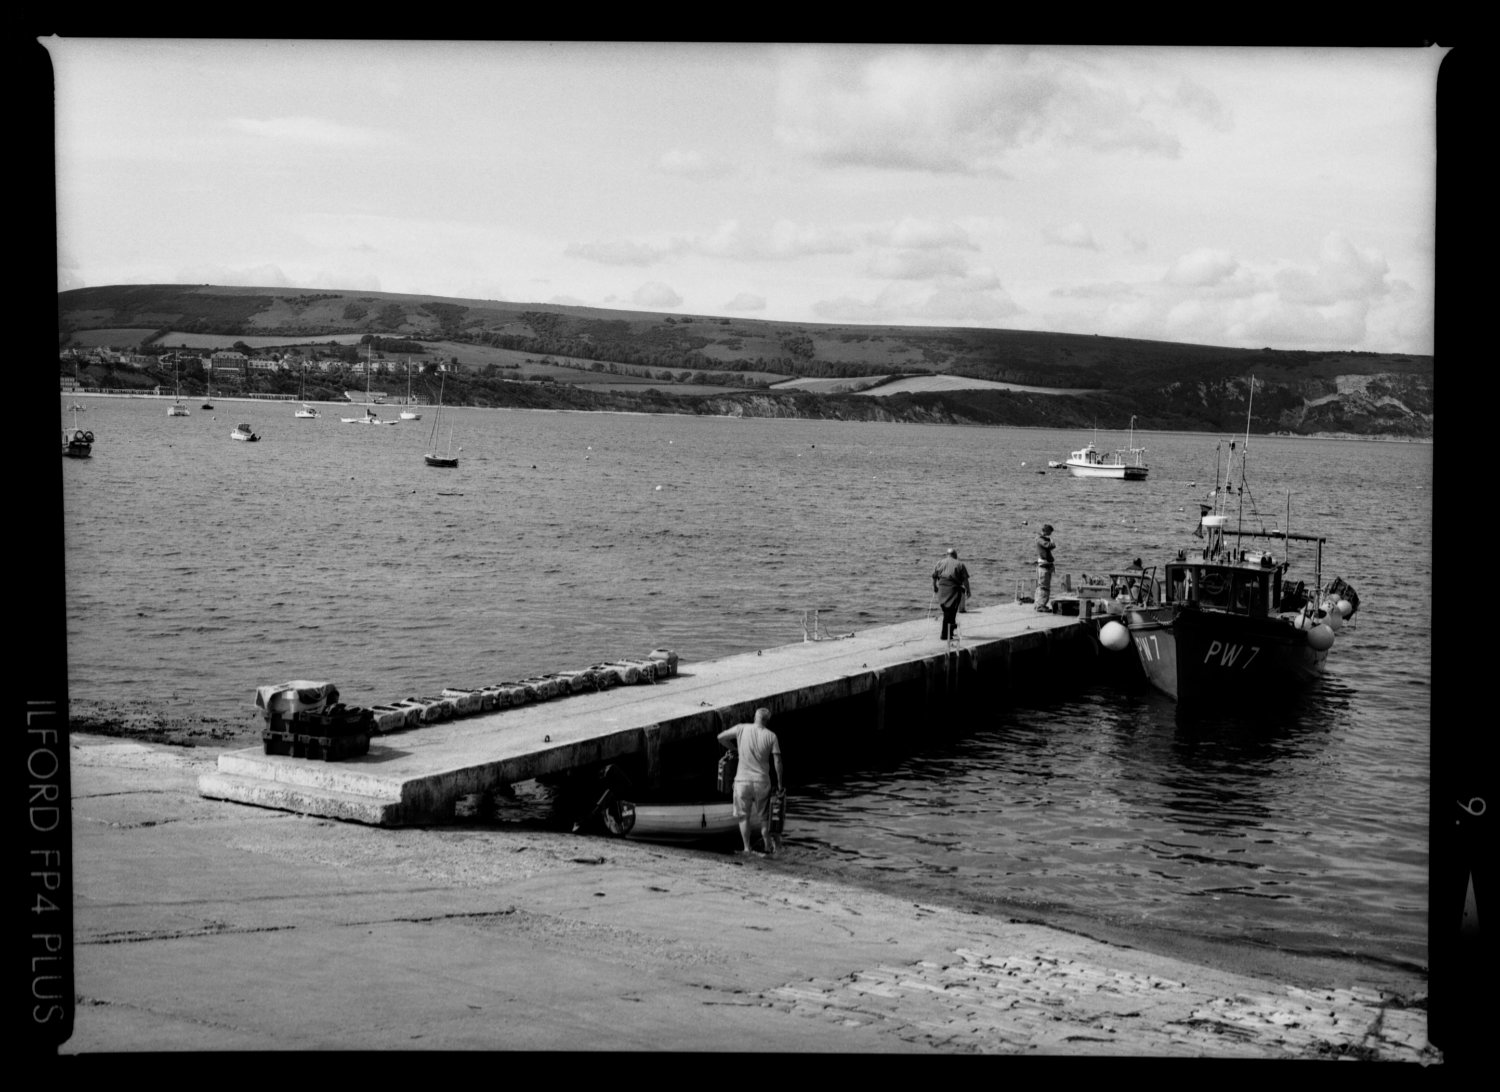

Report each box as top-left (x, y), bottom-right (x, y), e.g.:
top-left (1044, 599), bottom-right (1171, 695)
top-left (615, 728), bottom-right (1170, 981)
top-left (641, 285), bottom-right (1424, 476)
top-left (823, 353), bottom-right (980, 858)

top-left (1064, 417), bottom-right (1148, 479)
top-left (62, 405), bottom-right (93, 458)
top-left (423, 374), bottom-right (459, 467)
top-left (399, 360), bottom-right (422, 420)
top-left (167, 359), bottom-right (189, 417)
top-left (230, 422), bottom-right (260, 442)
top-left (1108, 381), bottom-right (1358, 705)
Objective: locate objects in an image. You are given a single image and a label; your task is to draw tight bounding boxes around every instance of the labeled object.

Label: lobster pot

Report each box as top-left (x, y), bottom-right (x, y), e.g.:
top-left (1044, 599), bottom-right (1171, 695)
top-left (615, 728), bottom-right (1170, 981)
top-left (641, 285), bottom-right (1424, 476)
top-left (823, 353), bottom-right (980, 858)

top-left (648, 649), bottom-right (679, 676)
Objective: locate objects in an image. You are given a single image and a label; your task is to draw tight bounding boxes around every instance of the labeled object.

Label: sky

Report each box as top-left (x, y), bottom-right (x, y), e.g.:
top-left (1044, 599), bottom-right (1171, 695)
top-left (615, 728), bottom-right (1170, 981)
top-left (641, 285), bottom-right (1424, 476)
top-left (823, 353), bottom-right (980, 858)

top-left (46, 40), bottom-right (1446, 356)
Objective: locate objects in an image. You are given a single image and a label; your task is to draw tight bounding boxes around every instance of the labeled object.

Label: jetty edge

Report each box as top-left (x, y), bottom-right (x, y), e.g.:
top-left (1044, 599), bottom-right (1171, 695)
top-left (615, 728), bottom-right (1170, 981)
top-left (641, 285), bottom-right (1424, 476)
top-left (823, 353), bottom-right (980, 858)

top-left (198, 601), bottom-right (1099, 826)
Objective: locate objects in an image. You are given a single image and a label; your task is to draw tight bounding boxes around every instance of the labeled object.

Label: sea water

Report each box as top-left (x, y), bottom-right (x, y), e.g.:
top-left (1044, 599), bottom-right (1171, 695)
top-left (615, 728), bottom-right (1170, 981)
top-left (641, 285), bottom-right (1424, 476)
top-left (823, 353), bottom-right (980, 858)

top-left (60, 396), bottom-right (1432, 976)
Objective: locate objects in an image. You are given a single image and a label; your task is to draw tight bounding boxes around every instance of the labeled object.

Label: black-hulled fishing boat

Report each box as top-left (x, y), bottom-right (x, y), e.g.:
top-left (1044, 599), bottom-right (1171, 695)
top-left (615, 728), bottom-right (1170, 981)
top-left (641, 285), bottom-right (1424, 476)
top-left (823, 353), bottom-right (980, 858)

top-left (1105, 380), bottom-right (1359, 705)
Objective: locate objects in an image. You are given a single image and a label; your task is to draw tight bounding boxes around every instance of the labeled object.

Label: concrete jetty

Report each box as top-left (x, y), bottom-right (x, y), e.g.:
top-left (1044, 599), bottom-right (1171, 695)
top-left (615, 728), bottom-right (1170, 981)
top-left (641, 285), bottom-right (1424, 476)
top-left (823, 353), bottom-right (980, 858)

top-left (198, 602), bottom-right (1097, 826)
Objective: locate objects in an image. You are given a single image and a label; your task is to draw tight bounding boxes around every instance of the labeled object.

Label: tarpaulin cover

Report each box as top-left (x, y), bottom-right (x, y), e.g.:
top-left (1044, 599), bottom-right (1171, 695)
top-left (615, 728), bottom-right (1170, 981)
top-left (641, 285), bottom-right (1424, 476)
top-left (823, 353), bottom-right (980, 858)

top-left (255, 681), bottom-right (339, 716)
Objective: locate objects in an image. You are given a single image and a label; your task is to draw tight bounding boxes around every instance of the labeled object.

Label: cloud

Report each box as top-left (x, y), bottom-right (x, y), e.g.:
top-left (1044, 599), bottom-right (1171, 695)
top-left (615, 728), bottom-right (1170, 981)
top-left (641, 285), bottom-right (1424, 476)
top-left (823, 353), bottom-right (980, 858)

top-left (1164, 248), bottom-right (1241, 288)
top-left (699, 219), bottom-right (863, 261)
top-left (1052, 281), bottom-right (1137, 300)
top-left (772, 46), bottom-right (1195, 174)
top-left (172, 262), bottom-right (299, 288)
top-left (724, 293), bottom-right (766, 312)
top-left (227, 117), bottom-right (386, 148)
top-left (632, 282), bottom-right (683, 308)
top-left (867, 249), bottom-right (975, 280)
top-left (813, 277), bottom-right (1020, 325)
top-left (565, 239), bottom-right (683, 267)
top-left (1273, 233), bottom-right (1390, 305)
top-left (1043, 222), bottom-right (1100, 250)
top-left (656, 148), bottom-right (733, 178)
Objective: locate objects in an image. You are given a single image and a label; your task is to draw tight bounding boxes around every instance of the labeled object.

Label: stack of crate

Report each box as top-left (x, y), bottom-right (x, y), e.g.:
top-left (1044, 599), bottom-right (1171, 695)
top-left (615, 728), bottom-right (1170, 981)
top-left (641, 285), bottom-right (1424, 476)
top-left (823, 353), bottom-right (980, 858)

top-left (262, 702), bottom-right (374, 761)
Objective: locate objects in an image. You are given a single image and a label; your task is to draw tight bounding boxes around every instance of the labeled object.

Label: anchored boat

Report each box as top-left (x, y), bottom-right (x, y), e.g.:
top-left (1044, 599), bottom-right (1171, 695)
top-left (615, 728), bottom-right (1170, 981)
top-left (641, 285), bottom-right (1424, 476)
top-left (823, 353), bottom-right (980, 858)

top-left (62, 405), bottom-right (93, 458)
top-left (1065, 417), bottom-right (1148, 479)
top-left (231, 422), bottom-right (260, 442)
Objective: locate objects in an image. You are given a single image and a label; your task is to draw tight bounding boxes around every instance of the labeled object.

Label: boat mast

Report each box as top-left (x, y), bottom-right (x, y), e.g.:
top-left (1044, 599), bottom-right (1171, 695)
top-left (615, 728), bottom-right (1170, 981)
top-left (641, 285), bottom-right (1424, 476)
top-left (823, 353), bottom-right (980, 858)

top-left (1235, 376), bottom-right (1254, 555)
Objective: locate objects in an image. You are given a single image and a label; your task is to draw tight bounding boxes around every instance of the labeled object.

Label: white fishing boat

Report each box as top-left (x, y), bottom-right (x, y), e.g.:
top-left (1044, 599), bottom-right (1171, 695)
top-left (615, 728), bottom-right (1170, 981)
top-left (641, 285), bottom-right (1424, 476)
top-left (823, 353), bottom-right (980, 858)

top-left (230, 422), bottom-right (260, 442)
top-left (1064, 417), bottom-right (1148, 479)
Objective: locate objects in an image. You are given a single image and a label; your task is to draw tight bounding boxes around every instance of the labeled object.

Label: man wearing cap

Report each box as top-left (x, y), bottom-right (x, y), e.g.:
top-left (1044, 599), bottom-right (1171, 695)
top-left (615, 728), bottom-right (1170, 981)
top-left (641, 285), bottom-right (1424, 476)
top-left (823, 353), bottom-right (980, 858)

top-left (931, 547), bottom-right (971, 641)
top-left (1035, 525), bottom-right (1056, 612)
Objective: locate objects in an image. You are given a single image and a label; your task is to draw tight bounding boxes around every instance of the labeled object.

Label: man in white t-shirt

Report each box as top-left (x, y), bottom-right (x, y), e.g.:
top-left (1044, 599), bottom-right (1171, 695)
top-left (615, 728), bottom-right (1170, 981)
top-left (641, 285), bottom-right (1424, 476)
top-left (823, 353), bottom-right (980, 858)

top-left (717, 707), bottom-right (784, 855)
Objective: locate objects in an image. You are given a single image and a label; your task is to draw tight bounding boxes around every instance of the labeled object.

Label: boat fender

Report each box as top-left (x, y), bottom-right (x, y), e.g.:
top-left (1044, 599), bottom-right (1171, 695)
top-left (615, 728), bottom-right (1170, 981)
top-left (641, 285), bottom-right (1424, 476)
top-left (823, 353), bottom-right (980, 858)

top-left (82, 430), bottom-right (94, 442)
top-left (1099, 620), bottom-right (1130, 652)
top-left (1307, 624), bottom-right (1335, 651)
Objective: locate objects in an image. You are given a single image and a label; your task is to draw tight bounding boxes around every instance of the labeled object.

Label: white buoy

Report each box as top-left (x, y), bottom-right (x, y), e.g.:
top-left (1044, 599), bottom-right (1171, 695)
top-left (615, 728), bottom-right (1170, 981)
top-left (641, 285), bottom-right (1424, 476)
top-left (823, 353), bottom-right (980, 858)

top-left (1100, 620), bottom-right (1130, 651)
top-left (1308, 624), bottom-right (1335, 651)
top-left (655, 485), bottom-right (663, 491)
top-left (1323, 610), bottom-right (1344, 632)
top-left (1337, 599), bottom-right (1353, 618)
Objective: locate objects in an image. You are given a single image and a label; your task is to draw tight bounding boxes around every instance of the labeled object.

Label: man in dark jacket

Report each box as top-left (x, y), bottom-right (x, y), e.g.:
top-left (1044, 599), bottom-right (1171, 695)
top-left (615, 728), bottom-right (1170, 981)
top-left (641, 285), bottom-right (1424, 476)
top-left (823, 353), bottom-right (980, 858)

top-left (931, 547), bottom-right (971, 641)
top-left (1035, 524), bottom-right (1056, 612)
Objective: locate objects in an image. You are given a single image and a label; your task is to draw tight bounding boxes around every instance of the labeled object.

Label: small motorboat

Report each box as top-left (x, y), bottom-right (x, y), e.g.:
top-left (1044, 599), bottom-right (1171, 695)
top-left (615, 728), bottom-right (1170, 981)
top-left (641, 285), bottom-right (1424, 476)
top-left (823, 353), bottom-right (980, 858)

top-left (231, 422), bottom-right (260, 442)
top-left (295, 403), bottom-right (321, 420)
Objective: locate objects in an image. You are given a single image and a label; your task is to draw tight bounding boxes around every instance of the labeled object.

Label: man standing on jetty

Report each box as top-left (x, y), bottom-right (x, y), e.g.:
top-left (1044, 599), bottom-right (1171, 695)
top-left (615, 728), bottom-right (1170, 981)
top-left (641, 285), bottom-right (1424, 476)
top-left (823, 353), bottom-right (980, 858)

top-left (717, 708), bottom-right (784, 856)
top-left (931, 547), bottom-right (971, 641)
top-left (1035, 524), bottom-right (1056, 612)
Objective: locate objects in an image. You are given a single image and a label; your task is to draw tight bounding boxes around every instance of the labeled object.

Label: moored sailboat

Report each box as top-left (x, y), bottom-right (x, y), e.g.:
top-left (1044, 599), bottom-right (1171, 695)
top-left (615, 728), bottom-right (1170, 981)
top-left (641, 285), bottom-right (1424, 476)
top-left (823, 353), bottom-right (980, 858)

top-left (400, 359), bottom-right (422, 420)
top-left (167, 359), bottom-right (189, 416)
top-left (423, 374), bottom-right (458, 467)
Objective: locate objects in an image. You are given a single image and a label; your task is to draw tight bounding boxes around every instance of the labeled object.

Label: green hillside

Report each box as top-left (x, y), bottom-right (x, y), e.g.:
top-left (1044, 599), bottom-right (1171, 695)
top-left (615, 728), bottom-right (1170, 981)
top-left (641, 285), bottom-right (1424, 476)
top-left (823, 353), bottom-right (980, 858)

top-left (57, 283), bottom-right (1433, 438)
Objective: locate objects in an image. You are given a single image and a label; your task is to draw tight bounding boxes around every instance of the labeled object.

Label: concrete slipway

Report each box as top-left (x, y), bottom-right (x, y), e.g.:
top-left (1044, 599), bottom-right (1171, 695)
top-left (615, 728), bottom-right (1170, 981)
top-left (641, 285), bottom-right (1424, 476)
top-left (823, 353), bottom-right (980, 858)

top-left (198, 603), bottom-right (1093, 826)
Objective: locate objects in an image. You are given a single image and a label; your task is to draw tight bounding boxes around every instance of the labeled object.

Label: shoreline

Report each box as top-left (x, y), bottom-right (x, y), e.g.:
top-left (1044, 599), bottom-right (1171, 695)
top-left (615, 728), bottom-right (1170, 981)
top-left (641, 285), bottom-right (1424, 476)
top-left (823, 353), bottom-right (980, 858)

top-left (58, 699), bottom-right (1428, 1056)
top-left (60, 702), bottom-right (1433, 1057)
top-left (61, 391), bottom-right (1432, 443)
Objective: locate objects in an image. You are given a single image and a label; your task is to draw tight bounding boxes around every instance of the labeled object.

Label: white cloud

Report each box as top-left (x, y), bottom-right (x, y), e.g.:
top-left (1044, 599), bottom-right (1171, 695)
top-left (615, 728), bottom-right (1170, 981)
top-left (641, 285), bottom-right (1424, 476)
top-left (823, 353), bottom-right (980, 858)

top-left (699, 219), bottom-right (863, 261)
top-left (772, 46), bottom-right (1200, 174)
top-left (724, 293), bottom-right (766, 312)
top-left (1165, 248), bottom-right (1241, 288)
top-left (565, 239), bottom-right (682, 267)
top-left (632, 282), bottom-right (683, 308)
top-left (657, 148), bottom-right (734, 178)
top-left (1043, 222), bottom-right (1100, 250)
top-left (867, 249), bottom-right (975, 280)
top-left (1273, 232), bottom-right (1390, 305)
top-left (172, 262), bottom-right (299, 288)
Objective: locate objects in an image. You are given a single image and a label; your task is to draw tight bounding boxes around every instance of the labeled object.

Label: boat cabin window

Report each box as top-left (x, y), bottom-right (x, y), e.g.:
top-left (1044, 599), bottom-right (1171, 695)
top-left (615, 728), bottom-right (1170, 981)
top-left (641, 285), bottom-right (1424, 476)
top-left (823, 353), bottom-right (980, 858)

top-left (1232, 570), bottom-right (1271, 616)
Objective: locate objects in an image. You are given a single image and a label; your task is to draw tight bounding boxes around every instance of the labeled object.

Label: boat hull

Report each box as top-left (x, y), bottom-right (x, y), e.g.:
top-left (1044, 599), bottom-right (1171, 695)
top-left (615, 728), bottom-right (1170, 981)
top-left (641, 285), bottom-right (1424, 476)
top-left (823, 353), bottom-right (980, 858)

top-left (1125, 604), bottom-right (1327, 703)
top-left (1066, 461), bottom-right (1148, 480)
top-left (603, 800), bottom-right (740, 844)
top-left (424, 454), bottom-right (458, 468)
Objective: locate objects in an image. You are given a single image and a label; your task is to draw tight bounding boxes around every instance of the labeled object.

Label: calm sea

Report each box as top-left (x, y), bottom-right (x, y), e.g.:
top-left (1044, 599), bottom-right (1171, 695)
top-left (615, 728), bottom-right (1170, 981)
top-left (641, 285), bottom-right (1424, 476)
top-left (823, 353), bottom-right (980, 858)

top-left (61, 395), bottom-right (1432, 977)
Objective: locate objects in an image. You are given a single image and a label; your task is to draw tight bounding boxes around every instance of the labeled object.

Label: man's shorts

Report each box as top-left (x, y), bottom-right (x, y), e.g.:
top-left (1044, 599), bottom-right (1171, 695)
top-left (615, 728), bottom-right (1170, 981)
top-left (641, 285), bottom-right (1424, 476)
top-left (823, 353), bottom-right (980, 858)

top-left (732, 779), bottom-right (772, 824)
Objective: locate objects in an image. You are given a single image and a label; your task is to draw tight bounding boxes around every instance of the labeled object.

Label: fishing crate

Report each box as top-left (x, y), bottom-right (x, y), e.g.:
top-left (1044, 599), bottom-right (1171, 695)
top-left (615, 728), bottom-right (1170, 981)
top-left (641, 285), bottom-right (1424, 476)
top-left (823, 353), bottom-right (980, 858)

top-left (288, 703), bottom-right (375, 736)
top-left (261, 728), bottom-right (370, 761)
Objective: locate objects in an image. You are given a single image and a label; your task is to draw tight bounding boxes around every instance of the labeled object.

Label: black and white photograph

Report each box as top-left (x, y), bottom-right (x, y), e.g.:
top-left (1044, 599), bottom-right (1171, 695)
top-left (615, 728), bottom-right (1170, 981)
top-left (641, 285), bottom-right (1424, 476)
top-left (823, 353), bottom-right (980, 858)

top-left (31, 39), bottom-right (1458, 1059)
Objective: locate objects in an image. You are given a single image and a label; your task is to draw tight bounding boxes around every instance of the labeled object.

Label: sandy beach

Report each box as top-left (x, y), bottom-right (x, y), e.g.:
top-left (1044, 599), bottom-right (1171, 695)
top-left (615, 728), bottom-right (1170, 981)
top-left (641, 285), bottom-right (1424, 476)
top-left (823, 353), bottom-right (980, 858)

top-left (56, 704), bottom-right (1436, 1059)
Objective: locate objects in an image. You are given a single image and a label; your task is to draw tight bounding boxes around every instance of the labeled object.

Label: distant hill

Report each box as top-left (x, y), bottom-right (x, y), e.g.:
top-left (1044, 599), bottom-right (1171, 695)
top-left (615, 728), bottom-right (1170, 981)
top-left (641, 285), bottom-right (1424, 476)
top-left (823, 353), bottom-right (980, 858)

top-left (57, 284), bottom-right (1433, 438)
